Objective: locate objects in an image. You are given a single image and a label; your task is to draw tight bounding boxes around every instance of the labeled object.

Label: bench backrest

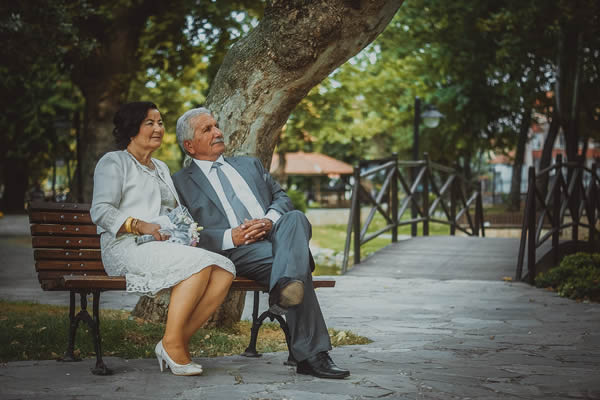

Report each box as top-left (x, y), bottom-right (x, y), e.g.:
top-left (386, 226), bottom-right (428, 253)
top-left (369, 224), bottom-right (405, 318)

top-left (28, 201), bottom-right (104, 290)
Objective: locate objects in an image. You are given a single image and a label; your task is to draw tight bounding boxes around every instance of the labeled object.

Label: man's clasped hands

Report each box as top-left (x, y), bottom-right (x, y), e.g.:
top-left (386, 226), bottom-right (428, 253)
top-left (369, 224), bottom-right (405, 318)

top-left (232, 218), bottom-right (273, 246)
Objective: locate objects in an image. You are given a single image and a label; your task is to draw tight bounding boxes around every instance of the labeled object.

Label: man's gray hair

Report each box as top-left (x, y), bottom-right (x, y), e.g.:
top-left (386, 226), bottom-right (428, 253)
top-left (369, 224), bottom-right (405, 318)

top-left (175, 107), bottom-right (213, 155)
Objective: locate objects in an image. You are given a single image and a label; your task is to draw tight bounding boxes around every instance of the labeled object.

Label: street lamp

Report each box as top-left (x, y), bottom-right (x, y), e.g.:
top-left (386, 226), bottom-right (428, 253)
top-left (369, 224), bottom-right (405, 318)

top-left (412, 96), bottom-right (444, 161)
top-left (411, 96), bottom-right (444, 236)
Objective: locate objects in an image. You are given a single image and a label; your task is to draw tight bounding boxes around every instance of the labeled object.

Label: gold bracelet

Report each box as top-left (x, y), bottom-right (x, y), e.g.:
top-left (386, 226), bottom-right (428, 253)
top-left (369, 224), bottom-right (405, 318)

top-left (132, 218), bottom-right (140, 235)
top-left (124, 217), bottom-right (133, 234)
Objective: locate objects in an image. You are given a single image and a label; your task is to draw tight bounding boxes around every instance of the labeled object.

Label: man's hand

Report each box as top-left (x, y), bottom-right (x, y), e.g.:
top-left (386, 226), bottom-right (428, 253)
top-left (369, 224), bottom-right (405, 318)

top-left (231, 218), bottom-right (273, 246)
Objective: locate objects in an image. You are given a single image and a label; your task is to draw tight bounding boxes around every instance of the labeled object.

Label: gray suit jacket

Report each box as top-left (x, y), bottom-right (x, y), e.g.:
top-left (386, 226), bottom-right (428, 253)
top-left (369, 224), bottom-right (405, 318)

top-left (172, 156), bottom-right (293, 254)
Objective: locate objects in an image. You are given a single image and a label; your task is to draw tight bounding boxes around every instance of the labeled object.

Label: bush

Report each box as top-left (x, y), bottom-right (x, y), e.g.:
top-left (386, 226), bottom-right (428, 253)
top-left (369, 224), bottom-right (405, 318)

top-left (287, 188), bottom-right (307, 213)
top-left (535, 252), bottom-right (600, 301)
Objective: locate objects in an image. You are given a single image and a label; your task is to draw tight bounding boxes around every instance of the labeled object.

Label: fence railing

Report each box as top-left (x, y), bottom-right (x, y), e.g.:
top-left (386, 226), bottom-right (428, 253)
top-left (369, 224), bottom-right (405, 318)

top-left (515, 155), bottom-right (600, 283)
top-left (341, 153), bottom-right (485, 274)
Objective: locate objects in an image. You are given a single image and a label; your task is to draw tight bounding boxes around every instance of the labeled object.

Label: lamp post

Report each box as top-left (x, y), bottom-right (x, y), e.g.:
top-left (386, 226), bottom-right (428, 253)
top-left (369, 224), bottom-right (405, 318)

top-left (411, 96), bottom-right (444, 236)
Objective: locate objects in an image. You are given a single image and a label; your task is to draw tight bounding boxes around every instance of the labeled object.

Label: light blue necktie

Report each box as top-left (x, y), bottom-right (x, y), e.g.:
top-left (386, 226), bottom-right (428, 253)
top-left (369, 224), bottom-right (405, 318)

top-left (212, 161), bottom-right (252, 225)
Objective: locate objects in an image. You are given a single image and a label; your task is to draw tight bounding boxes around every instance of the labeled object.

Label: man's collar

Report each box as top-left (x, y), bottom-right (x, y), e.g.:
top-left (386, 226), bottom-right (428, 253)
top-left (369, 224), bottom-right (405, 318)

top-left (193, 155), bottom-right (225, 175)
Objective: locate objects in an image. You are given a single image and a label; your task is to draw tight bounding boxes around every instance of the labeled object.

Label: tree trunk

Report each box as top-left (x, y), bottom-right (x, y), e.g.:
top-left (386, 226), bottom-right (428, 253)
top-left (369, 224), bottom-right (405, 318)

top-left (272, 145), bottom-right (288, 186)
top-left (72, 8), bottom-right (152, 202)
top-left (508, 107), bottom-right (532, 211)
top-left (1, 158), bottom-right (30, 213)
top-left (539, 111), bottom-right (560, 171)
top-left (131, 289), bottom-right (246, 328)
top-left (555, 21), bottom-right (584, 163)
top-left (537, 111), bottom-right (560, 198)
top-left (206, 0), bottom-right (404, 164)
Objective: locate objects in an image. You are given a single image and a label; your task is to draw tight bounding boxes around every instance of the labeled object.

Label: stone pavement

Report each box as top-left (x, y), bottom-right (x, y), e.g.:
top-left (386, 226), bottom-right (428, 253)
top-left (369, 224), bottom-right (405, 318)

top-left (1, 215), bottom-right (600, 399)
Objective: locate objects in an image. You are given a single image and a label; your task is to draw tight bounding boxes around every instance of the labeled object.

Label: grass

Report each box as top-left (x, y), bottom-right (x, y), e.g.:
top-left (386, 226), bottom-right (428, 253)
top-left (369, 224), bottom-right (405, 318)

top-left (0, 300), bottom-right (371, 363)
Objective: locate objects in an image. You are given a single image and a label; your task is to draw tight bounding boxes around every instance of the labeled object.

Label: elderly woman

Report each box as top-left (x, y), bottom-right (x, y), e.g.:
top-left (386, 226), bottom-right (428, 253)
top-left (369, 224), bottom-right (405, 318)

top-left (91, 102), bottom-right (235, 376)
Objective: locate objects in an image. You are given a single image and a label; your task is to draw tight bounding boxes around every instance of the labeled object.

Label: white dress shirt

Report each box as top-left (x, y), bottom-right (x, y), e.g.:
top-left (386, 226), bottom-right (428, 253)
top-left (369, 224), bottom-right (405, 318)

top-left (193, 156), bottom-right (280, 249)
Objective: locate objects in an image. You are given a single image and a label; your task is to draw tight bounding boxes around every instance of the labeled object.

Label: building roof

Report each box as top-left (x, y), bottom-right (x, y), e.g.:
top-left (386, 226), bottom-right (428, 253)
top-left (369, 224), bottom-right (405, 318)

top-left (270, 151), bottom-right (354, 176)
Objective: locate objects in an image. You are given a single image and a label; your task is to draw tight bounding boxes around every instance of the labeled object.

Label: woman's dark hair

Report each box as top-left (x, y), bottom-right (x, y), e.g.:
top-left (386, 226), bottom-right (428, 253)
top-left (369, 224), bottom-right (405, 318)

top-left (113, 102), bottom-right (159, 149)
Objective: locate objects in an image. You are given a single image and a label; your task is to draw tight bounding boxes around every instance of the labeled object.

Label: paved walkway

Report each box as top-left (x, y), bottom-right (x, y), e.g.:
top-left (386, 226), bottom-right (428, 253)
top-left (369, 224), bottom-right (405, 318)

top-left (1, 215), bottom-right (599, 399)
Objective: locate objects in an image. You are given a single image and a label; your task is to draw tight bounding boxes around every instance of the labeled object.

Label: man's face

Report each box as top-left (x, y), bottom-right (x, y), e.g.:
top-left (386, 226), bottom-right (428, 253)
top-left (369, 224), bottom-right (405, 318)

top-left (184, 113), bottom-right (226, 161)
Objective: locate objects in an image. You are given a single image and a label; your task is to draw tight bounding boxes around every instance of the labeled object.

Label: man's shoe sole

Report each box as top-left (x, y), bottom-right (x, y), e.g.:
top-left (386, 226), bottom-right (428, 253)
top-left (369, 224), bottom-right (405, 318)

top-left (279, 280), bottom-right (304, 308)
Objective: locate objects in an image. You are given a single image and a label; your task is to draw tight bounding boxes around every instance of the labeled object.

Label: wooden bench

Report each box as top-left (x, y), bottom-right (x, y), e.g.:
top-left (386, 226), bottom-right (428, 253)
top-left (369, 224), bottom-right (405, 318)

top-left (28, 201), bottom-right (335, 375)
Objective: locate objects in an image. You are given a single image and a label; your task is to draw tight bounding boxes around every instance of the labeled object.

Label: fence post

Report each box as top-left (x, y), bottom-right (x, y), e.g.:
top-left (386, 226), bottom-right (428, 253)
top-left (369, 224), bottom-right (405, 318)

top-left (423, 153), bottom-right (430, 236)
top-left (527, 167), bottom-right (537, 284)
top-left (552, 155), bottom-right (562, 266)
top-left (589, 162), bottom-right (598, 246)
top-left (353, 165), bottom-right (361, 266)
top-left (450, 174), bottom-right (457, 236)
top-left (476, 180), bottom-right (485, 237)
top-left (391, 153), bottom-right (398, 243)
top-left (411, 161), bottom-right (418, 237)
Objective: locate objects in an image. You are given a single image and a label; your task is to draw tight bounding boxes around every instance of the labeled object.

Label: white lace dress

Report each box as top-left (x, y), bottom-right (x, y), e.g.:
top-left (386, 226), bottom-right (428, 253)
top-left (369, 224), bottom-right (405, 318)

top-left (92, 151), bottom-right (235, 295)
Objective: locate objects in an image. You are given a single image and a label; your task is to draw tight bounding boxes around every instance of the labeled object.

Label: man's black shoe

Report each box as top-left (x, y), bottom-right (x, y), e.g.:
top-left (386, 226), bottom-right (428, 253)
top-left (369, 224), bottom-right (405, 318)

top-left (297, 352), bottom-right (350, 379)
top-left (268, 279), bottom-right (304, 315)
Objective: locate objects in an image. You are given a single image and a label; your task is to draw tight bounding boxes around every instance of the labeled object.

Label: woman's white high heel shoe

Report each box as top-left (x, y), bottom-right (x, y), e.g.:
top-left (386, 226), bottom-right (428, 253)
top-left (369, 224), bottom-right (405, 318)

top-left (155, 340), bottom-right (203, 376)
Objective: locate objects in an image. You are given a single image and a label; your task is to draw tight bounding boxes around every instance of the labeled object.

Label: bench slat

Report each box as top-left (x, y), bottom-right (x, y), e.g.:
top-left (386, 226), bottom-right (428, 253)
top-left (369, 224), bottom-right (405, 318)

top-left (30, 224), bottom-right (98, 236)
top-left (36, 260), bottom-right (105, 271)
top-left (29, 211), bottom-right (93, 224)
top-left (62, 275), bottom-right (124, 290)
top-left (40, 270), bottom-right (108, 281)
top-left (32, 236), bottom-right (100, 249)
top-left (34, 249), bottom-right (102, 261)
top-left (62, 275), bottom-right (336, 293)
top-left (29, 201), bottom-right (91, 212)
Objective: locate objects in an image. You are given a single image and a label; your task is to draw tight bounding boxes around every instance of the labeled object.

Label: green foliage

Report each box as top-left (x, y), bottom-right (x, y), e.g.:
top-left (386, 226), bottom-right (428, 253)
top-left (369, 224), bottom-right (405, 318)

top-left (287, 188), bottom-right (307, 213)
top-left (0, 300), bottom-right (369, 362)
top-left (0, 1), bottom-right (85, 210)
top-left (535, 253), bottom-right (600, 301)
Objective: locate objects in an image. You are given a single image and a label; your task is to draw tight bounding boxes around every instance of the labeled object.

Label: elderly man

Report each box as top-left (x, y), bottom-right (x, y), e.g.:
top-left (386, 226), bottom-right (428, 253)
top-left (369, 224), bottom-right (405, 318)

top-left (172, 107), bottom-right (349, 379)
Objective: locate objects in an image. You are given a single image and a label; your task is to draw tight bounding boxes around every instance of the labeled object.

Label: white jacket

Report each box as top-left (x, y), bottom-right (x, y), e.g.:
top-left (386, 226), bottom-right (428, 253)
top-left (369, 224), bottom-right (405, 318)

top-left (90, 150), bottom-right (180, 236)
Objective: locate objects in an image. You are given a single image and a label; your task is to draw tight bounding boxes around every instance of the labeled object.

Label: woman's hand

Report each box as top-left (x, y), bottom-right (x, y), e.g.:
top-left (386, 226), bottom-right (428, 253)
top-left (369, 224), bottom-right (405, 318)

top-left (137, 220), bottom-right (170, 241)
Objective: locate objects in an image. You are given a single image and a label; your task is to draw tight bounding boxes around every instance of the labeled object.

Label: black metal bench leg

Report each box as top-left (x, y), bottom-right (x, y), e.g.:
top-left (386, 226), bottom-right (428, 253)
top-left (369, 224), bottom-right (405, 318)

top-left (240, 291), bottom-right (297, 366)
top-left (60, 290), bottom-right (111, 375)
top-left (242, 291), bottom-right (263, 357)
top-left (90, 290), bottom-right (111, 375)
top-left (62, 290), bottom-right (81, 362)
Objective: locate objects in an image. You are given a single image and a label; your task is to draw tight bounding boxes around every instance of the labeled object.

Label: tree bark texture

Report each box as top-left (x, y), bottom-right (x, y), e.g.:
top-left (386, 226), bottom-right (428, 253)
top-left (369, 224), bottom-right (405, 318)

top-left (131, 289), bottom-right (246, 328)
top-left (1, 158), bottom-right (30, 213)
top-left (206, 0), bottom-right (404, 166)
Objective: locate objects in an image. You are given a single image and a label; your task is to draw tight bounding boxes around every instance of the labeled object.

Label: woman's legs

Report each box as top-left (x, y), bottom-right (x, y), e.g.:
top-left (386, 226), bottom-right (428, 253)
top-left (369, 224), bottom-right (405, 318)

top-left (162, 268), bottom-right (212, 364)
top-left (182, 266), bottom-right (234, 345)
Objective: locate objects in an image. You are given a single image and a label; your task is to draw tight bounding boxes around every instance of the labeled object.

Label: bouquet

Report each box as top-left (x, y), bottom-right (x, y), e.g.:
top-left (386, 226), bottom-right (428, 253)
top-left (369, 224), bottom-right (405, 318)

top-left (135, 205), bottom-right (202, 246)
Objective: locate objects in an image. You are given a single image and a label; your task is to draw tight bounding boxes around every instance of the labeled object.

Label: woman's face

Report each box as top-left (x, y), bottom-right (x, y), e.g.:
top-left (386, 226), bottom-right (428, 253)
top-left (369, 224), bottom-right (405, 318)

top-left (130, 108), bottom-right (164, 152)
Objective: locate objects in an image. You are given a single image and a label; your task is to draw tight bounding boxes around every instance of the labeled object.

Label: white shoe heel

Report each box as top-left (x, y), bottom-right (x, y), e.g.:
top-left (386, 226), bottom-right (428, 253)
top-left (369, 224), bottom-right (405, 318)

top-left (155, 341), bottom-right (203, 376)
